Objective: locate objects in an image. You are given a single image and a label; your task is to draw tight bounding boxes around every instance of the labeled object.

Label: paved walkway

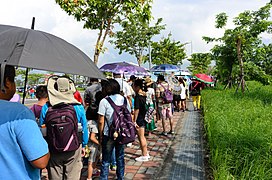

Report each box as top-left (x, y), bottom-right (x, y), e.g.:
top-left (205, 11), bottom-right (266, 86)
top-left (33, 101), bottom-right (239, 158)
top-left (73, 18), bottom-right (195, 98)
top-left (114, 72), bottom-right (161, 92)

top-left (155, 102), bottom-right (205, 180)
top-left (42, 101), bottom-right (205, 180)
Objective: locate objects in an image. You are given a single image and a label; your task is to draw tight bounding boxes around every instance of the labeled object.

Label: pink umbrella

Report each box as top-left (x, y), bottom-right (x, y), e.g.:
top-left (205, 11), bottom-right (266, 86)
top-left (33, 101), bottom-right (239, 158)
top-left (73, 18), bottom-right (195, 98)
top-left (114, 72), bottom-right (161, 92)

top-left (194, 74), bottom-right (213, 84)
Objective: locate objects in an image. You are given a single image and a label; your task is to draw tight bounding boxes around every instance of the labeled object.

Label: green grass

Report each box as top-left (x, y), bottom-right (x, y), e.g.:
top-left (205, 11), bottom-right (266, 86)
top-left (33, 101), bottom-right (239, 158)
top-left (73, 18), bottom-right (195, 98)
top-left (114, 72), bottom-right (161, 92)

top-left (202, 81), bottom-right (272, 180)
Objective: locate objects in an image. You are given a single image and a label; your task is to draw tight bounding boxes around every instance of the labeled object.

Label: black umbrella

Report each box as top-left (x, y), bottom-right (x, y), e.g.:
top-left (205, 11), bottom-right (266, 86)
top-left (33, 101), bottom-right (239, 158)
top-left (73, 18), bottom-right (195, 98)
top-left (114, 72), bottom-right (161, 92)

top-left (0, 22), bottom-right (104, 103)
top-left (0, 24), bottom-right (104, 78)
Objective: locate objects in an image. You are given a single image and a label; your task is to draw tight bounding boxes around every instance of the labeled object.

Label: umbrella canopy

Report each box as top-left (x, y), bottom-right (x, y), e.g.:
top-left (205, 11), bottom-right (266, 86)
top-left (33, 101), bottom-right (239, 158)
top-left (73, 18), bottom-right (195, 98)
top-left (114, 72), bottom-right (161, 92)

top-left (100, 62), bottom-right (149, 76)
top-left (194, 73), bottom-right (213, 84)
top-left (0, 24), bottom-right (104, 79)
top-left (150, 64), bottom-right (180, 73)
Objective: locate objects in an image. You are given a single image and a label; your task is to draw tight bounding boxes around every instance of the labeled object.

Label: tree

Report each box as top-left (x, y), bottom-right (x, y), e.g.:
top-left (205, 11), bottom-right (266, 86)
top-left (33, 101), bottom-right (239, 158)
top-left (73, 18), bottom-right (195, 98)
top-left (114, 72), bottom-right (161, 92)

top-left (203, 3), bottom-right (272, 93)
top-left (55, 0), bottom-right (153, 65)
top-left (188, 53), bottom-right (212, 75)
top-left (252, 43), bottom-right (272, 76)
top-left (145, 33), bottom-right (187, 65)
top-left (28, 73), bottom-right (45, 85)
top-left (110, 14), bottom-right (165, 66)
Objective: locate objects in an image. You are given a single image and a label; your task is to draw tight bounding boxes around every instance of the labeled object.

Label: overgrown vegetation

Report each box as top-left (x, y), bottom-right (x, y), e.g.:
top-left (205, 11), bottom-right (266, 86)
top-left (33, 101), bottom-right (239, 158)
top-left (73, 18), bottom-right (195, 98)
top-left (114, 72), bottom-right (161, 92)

top-left (202, 81), bottom-right (272, 180)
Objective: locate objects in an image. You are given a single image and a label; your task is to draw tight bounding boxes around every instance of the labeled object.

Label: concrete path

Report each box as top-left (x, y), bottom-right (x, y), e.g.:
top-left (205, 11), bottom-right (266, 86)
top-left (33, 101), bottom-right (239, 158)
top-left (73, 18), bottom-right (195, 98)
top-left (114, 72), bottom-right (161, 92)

top-left (156, 102), bottom-right (205, 180)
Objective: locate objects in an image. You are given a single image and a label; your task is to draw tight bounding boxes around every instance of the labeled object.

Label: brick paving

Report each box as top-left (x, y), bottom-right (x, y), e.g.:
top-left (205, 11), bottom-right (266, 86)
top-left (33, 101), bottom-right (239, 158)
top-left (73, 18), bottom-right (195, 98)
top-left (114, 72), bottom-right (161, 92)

top-left (77, 110), bottom-right (182, 180)
top-left (42, 101), bottom-right (205, 180)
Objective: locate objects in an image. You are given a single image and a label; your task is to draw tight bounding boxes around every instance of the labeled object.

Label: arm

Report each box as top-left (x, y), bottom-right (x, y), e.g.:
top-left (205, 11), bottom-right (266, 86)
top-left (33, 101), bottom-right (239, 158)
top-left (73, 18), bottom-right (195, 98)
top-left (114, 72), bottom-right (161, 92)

top-left (90, 132), bottom-right (100, 146)
top-left (126, 95), bottom-right (132, 108)
top-left (133, 95), bottom-right (139, 127)
top-left (16, 110), bottom-right (49, 169)
top-left (30, 153), bottom-right (50, 169)
top-left (133, 109), bottom-right (139, 123)
top-left (39, 103), bottom-right (49, 126)
top-left (78, 105), bottom-right (89, 146)
top-left (98, 114), bottom-right (105, 144)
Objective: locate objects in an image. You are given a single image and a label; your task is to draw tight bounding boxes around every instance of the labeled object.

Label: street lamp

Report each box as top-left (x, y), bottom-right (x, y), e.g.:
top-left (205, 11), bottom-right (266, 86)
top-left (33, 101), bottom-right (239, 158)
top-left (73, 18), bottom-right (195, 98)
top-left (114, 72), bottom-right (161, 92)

top-left (148, 40), bottom-right (152, 70)
top-left (184, 41), bottom-right (193, 58)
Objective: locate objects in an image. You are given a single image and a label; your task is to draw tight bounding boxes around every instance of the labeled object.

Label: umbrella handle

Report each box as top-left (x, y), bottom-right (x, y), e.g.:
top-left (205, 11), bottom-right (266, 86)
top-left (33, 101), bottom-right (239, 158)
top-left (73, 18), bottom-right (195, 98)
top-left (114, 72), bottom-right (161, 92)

top-left (1, 61), bottom-right (7, 93)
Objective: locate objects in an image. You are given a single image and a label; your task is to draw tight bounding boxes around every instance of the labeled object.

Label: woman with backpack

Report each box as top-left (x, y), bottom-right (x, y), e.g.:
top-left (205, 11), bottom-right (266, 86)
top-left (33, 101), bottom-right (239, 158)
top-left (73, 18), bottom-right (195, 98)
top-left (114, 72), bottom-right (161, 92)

top-left (155, 75), bottom-right (174, 136)
top-left (98, 79), bottom-right (132, 180)
top-left (190, 79), bottom-right (203, 111)
top-left (133, 78), bottom-right (150, 162)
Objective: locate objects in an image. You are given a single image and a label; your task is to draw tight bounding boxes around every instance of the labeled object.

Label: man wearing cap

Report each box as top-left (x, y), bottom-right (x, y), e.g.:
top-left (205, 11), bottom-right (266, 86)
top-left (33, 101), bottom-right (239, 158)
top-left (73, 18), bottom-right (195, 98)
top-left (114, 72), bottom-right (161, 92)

top-left (39, 76), bottom-right (88, 180)
top-left (0, 65), bottom-right (50, 179)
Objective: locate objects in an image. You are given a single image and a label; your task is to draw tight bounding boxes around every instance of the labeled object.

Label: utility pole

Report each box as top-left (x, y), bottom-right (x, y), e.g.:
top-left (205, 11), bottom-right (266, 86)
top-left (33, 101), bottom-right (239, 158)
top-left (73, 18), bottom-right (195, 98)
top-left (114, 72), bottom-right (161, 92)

top-left (148, 40), bottom-right (152, 70)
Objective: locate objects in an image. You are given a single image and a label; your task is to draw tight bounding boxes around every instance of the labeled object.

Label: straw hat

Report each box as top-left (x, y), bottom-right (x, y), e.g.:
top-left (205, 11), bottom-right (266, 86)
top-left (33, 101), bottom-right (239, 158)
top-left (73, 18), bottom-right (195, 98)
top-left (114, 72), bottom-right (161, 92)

top-left (144, 77), bottom-right (153, 86)
top-left (47, 76), bottom-right (80, 106)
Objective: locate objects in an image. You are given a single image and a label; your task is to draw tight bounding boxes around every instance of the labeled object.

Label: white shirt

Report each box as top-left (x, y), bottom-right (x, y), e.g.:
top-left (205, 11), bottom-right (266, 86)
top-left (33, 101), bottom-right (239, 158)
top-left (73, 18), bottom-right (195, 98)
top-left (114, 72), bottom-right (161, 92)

top-left (180, 84), bottom-right (186, 100)
top-left (98, 94), bottom-right (131, 136)
top-left (115, 78), bottom-right (132, 97)
top-left (146, 87), bottom-right (155, 105)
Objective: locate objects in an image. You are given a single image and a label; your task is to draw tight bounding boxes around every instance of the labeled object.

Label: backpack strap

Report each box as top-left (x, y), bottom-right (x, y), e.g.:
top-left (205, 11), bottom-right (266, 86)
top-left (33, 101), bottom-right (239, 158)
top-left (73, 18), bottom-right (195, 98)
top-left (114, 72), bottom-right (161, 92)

top-left (192, 81), bottom-right (199, 90)
top-left (32, 104), bottom-right (37, 117)
top-left (106, 96), bottom-right (127, 109)
top-left (105, 96), bottom-right (127, 130)
top-left (159, 83), bottom-right (166, 90)
top-left (160, 83), bottom-right (170, 91)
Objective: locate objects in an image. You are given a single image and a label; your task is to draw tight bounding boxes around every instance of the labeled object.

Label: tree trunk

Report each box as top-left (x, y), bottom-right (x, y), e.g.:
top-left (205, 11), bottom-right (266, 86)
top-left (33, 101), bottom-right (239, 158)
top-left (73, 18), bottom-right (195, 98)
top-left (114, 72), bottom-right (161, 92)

top-left (137, 55), bottom-right (142, 67)
top-left (94, 23), bottom-right (104, 65)
top-left (224, 65), bottom-right (233, 89)
top-left (94, 52), bottom-right (99, 65)
top-left (236, 37), bottom-right (245, 94)
top-left (93, 19), bottom-right (111, 65)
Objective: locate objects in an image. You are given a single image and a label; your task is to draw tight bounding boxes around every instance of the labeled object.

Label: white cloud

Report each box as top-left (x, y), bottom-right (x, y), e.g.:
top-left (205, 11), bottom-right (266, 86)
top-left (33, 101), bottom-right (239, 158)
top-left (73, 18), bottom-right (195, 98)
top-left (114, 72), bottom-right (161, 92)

top-left (0, 0), bottom-right (271, 71)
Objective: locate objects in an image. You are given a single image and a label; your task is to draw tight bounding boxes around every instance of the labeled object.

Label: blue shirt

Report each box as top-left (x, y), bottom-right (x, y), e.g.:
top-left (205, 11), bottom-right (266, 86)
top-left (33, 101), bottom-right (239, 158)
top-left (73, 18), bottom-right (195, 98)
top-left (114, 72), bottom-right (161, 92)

top-left (0, 100), bottom-right (49, 180)
top-left (39, 103), bottom-right (89, 146)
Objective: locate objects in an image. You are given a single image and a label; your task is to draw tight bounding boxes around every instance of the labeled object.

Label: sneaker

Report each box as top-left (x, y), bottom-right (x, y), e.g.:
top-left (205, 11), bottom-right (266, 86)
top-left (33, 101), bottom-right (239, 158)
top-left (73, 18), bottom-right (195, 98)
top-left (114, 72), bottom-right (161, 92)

top-left (110, 165), bottom-right (117, 171)
top-left (135, 156), bottom-right (149, 162)
top-left (168, 131), bottom-right (175, 134)
top-left (126, 143), bottom-right (132, 147)
top-left (160, 132), bottom-right (168, 136)
top-left (147, 153), bottom-right (150, 159)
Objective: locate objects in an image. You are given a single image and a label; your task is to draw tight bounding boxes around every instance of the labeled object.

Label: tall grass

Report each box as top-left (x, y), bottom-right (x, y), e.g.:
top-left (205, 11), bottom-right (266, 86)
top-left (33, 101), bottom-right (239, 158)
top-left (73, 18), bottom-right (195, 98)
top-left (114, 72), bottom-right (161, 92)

top-left (202, 81), bottom-right (272, 180)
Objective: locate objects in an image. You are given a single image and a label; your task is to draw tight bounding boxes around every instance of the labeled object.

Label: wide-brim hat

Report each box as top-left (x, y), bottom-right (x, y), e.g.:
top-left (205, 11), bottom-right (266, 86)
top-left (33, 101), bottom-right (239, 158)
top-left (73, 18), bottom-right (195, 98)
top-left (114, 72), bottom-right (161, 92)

top-left (47, 75), bottom-right (80, 106)
top-left (144, 77), bottom-right (154, 86)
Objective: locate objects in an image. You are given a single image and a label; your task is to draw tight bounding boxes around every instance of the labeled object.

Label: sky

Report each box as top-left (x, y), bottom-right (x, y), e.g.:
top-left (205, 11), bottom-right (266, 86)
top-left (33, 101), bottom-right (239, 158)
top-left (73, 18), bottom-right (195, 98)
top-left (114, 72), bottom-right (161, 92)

top-left (0, 0), bottom-right (271, 72)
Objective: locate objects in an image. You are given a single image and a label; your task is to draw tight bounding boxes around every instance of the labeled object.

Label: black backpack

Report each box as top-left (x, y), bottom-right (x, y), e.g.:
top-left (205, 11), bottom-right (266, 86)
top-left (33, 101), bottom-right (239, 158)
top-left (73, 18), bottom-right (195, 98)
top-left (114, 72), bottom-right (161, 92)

top-left (105, 97), bottom-right (136, 145)
top-left (45, 103), bottom-right (80, 153)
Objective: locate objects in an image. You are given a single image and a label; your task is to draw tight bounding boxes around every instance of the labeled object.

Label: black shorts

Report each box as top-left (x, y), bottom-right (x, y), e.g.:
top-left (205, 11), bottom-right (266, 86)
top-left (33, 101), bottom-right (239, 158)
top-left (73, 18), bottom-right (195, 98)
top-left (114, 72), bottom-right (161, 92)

top-left (136, 118), bottom-right (147, 128)
top-left (173, 94), bottom-right (181, 101)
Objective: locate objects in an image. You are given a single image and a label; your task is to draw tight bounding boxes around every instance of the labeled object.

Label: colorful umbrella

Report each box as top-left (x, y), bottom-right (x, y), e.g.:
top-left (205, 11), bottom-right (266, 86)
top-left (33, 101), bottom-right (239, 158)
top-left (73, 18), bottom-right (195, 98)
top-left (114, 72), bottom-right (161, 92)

top-left (150, 64), bottom-right (180, 73)
top-left (194, 74), bottom-right (213, 84)
top-left (100, 62), bottom-right (149, 76)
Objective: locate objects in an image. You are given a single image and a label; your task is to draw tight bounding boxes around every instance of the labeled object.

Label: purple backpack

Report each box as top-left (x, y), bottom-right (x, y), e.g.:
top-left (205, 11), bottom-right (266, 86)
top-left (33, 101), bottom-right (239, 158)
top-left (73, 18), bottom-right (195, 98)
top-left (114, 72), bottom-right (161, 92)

top-left (160, 83), bottom-right (173, 103)
top-left (106, 97), bottom-right (136, 145)
top-left (45, 103), bottom-right (80, 153)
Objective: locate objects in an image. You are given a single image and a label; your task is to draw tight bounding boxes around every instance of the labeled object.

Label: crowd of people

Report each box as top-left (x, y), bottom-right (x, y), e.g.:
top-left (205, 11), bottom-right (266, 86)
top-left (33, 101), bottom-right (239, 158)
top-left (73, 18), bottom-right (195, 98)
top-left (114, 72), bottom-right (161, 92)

top-left (0, 64), bottom-right (205, 180)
